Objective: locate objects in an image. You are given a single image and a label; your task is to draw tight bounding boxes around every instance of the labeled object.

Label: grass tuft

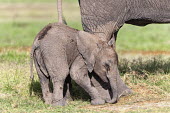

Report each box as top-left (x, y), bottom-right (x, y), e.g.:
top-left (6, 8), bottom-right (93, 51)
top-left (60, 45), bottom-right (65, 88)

top-left (119, 56), bottom-right (170, 75)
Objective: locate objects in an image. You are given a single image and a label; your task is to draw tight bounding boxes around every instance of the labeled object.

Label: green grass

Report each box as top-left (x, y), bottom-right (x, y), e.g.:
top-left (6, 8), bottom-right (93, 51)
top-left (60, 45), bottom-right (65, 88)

top-left (0, 20), bottom-right (82, 47)
top-left (117, 24), bottom-right (170, 51)
top-left (0, 50), bottom-right (28, 63)
top-left (0, 21), bottom-right (46, 47)
top-left (0, 21), bottom-right (170, 51)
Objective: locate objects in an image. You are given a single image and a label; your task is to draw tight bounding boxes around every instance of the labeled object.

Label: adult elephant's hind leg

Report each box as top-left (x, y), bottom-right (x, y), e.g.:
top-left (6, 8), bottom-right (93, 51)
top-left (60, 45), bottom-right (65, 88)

top-left (70, 56), bottom-right (105, 105)
top-left (112, 33), bottom-right (132, 98)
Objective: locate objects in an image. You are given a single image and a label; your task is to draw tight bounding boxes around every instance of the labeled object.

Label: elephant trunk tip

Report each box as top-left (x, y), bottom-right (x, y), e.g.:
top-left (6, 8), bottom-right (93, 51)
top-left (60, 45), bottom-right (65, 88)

top-left (106, 97), bottom-right (118, 104)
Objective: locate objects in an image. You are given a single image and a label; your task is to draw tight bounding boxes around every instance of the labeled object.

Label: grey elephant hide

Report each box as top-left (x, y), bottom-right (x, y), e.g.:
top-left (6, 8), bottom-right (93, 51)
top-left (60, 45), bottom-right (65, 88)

top-left (79, 0), bottom-right (170, 40)
top-left (30, 22), bottom-right (121, 106)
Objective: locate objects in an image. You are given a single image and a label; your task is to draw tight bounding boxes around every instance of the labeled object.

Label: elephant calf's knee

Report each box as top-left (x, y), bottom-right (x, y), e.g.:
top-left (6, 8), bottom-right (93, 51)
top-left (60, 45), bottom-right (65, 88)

top-left (70, 68), bottom-right (80, 81)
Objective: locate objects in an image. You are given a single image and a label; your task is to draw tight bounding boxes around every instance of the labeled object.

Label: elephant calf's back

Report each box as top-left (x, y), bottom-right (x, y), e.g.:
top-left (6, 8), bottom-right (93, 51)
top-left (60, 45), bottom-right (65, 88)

top-left (39, 23), bottom-right (79, 67)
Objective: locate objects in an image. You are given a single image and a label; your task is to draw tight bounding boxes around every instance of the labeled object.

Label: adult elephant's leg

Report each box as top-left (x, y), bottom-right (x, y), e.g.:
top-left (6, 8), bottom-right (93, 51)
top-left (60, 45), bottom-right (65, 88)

top-left (70, 56), bottom-right (105, 105)
top-left (116, 73), bottom-right (132, 98)
top-left (113, 31), bottom-right (132, 98)
top-left (34, 51), bottom-right (52, 104)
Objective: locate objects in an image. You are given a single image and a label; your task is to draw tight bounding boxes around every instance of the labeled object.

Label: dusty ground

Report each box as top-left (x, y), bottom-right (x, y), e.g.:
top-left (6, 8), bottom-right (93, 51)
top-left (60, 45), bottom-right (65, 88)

top-left (80, 82), bottom-right (170, 112)
top-left (82, 101), bottom-right (170, 113)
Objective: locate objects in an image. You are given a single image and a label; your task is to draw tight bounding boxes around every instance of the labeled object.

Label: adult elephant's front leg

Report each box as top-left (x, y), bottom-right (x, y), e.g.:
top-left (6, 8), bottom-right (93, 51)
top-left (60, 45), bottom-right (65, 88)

top-left (70, 56), bottom-right (105, 105)
top-left (111, 31), bottom-right (132, 98)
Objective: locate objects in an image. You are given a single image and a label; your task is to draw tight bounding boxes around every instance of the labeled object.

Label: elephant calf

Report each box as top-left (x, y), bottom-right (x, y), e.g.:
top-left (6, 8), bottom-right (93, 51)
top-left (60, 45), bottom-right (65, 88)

top-left (30, 22), bottom-right (121, 106)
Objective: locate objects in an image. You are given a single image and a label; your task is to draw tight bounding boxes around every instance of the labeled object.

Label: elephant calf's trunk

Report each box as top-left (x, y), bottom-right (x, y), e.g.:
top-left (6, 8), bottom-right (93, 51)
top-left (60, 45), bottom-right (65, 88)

top-left (106, 67), bottom-right (119, 104)
top-left (106, 77), bottom-right (118, 103)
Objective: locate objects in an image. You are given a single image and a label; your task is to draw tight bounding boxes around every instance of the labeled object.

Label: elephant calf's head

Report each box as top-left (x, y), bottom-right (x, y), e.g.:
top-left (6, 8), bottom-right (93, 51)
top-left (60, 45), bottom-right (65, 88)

top-left (77, 31), bottom-right (118, 82)
top-left (77, 31), bottom-right (119, 103)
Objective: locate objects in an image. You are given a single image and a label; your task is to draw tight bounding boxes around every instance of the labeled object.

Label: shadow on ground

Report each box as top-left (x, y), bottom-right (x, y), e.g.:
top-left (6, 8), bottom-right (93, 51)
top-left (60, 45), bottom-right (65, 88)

top-left (119, 56), bottom-right (170, 75)
top-left (29, 80), bottom-right (90, 102)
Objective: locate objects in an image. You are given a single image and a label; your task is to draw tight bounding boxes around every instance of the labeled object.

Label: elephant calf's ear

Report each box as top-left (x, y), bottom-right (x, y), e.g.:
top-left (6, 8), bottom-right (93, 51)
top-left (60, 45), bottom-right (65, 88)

top-left (76, 31), bottom-right (97, 72)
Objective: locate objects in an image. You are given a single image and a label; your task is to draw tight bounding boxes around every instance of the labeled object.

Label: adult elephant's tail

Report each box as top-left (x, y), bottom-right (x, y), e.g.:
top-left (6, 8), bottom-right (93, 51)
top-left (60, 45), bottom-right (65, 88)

top-left (57, 0), bottom-right (67, 24)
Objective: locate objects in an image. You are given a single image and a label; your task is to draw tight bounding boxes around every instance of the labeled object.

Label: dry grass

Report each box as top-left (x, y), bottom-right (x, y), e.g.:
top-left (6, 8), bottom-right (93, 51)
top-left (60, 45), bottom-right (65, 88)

top-left (0, 52), bottom-right (170, 112)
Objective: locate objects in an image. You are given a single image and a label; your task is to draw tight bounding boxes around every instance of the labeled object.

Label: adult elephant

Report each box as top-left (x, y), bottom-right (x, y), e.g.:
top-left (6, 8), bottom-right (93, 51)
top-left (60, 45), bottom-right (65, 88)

top-left (79, 0), bottom-right (170, 41)
top-left (78, 0), bottom-right (170, 101)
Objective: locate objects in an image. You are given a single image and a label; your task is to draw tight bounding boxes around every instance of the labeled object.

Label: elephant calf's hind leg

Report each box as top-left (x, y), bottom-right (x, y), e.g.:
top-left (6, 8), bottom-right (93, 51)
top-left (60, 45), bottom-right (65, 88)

top-left (49, 65), bottom-right (69, 106)
top-left (34, 57), bottom-right (52, 104)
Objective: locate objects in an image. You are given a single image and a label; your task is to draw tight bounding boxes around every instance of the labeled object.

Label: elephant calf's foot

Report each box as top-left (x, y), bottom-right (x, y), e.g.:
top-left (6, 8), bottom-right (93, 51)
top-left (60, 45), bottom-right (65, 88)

top-left (52, 98), bottom-right (67, 106)
top-left (91, 98), bottom-right (105, 105)
top-left (106, 98), bottom-right (117, 104)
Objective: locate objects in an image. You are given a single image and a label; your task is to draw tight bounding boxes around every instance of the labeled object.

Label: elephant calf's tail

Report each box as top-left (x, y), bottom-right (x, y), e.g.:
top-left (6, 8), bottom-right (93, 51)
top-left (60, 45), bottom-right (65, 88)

top-left (30, 39), bottom-right (38, 81)
top-left (30, 24), bottom-right (52, 96)
top-left (29, 38), bottom-right (39, 96)
top-left (30, 24), bottom-right (52, 82)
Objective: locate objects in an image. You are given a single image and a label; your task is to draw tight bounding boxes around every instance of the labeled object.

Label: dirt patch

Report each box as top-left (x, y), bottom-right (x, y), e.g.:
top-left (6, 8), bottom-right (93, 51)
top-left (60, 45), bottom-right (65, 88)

top-left (0, 92), bottom-right (12, 99)
top-left (80, 81), bottom-right (170, 112)
top-left (119, 51), bottom-right (170, 55)
top-left (82, 101), bottom-right (170, 113)
top-left (0, 47), bottom-right (31, 53)
top-left (1, 47), bottom-right (170, 56)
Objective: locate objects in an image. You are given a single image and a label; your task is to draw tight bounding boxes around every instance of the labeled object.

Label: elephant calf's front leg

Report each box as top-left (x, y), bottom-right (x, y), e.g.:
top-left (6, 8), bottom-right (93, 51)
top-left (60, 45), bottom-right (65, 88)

top-left (70, 56), bottom-right (105, 105)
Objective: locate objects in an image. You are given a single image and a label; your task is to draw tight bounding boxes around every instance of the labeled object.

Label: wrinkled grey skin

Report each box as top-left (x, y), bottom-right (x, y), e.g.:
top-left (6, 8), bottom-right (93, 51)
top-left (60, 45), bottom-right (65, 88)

top-left (30, 22), bottom-right (122, 106)
top-left (78, 0), bottom-right (170, 101)
top-left (79, 0), bottom-right (170, 41)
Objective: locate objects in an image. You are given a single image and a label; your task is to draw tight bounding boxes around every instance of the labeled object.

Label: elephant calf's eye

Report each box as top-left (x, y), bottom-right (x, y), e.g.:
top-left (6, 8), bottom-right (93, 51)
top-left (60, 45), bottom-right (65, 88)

top-left (104, 63), bottom-right (110, 71)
